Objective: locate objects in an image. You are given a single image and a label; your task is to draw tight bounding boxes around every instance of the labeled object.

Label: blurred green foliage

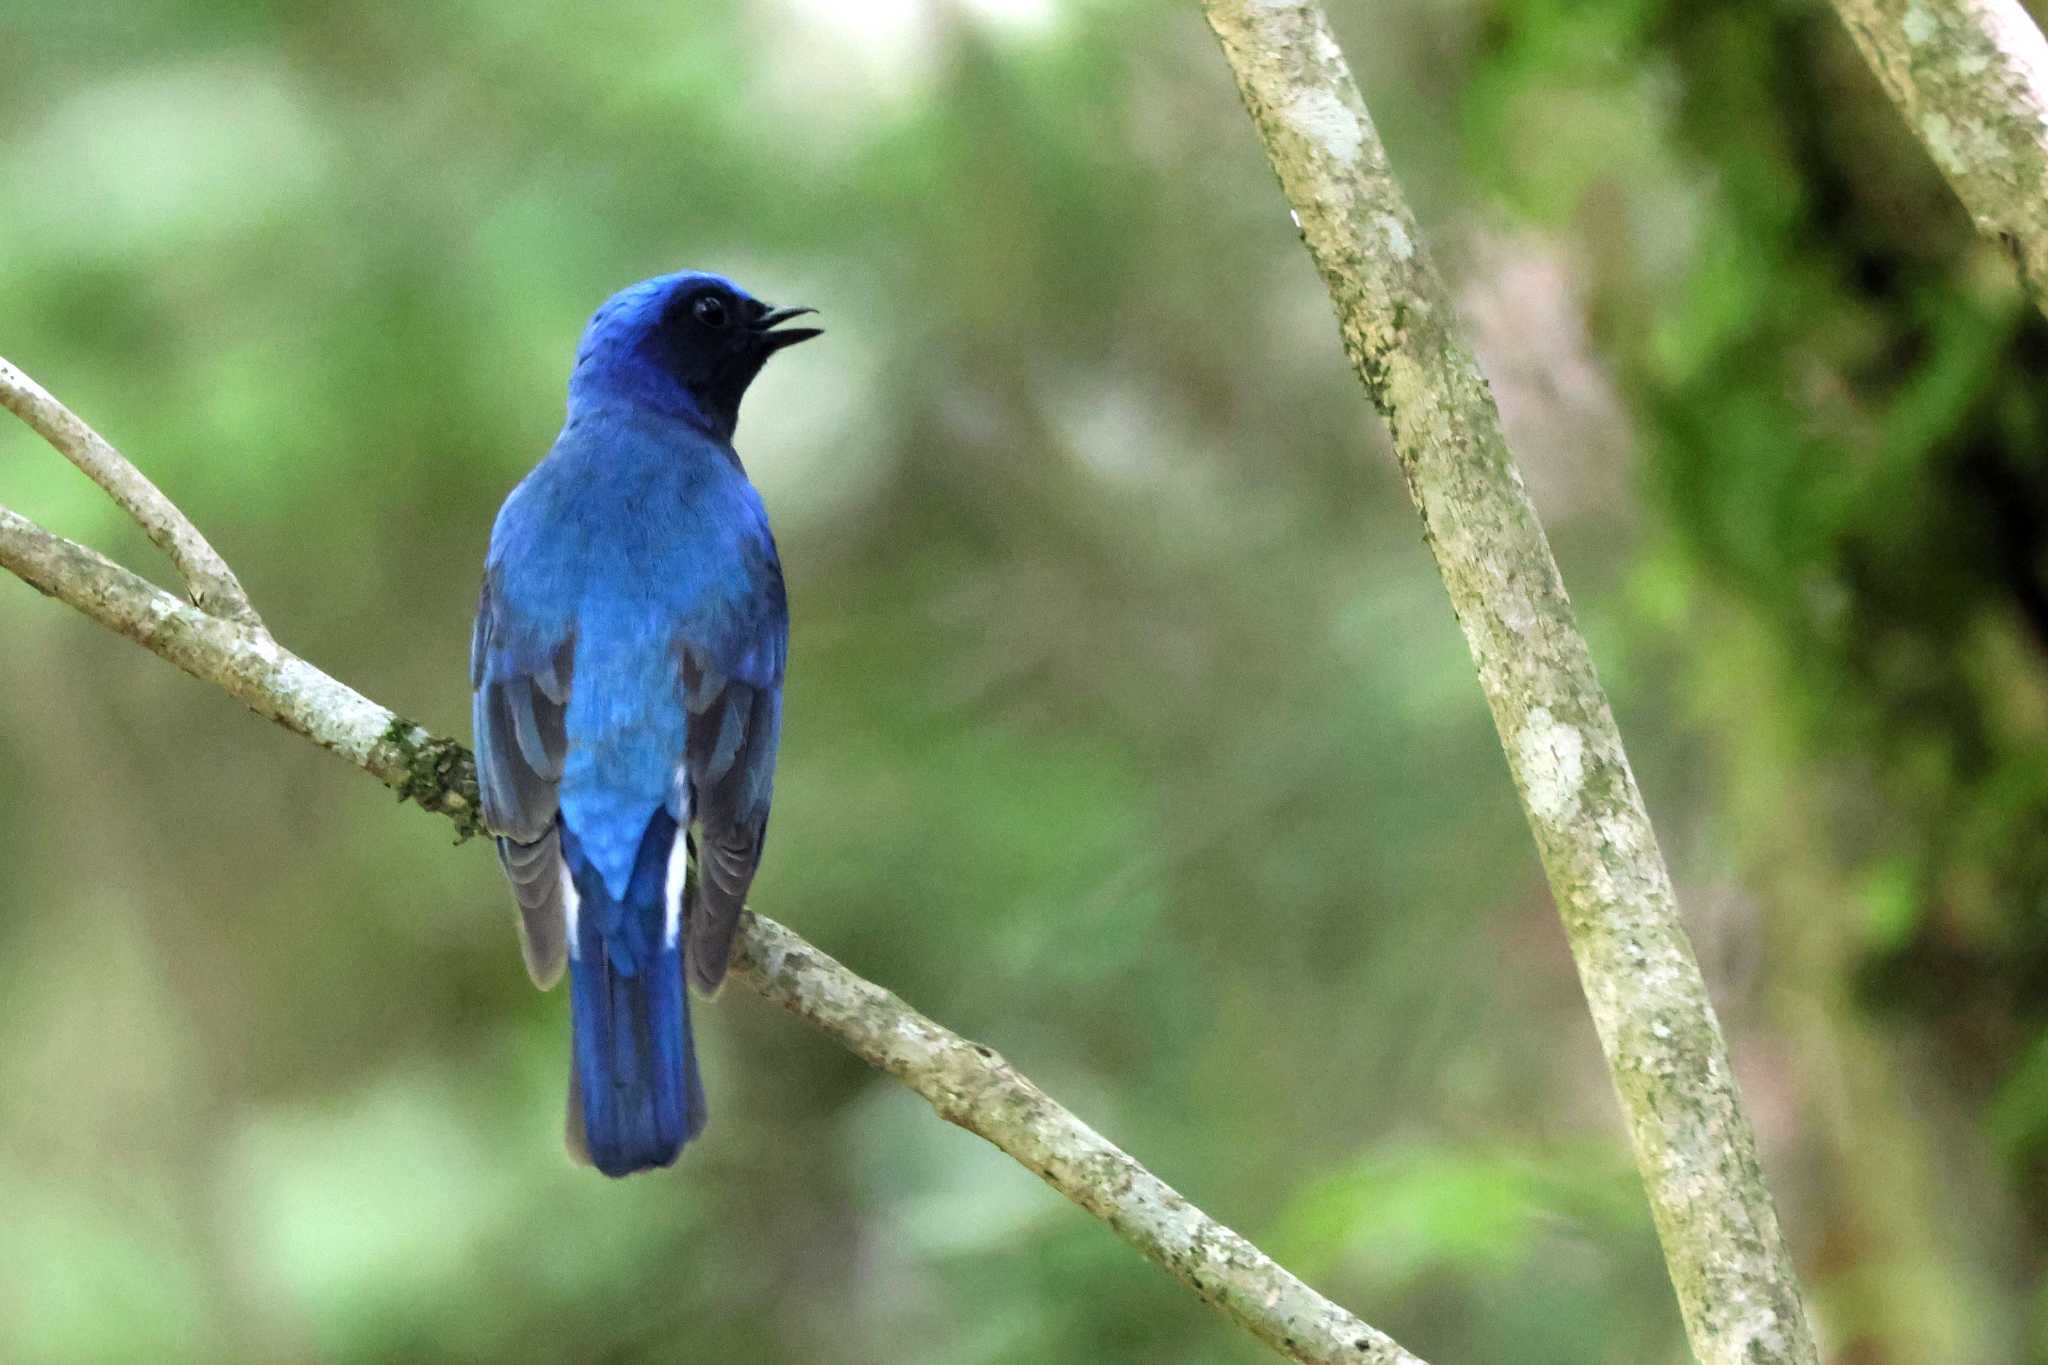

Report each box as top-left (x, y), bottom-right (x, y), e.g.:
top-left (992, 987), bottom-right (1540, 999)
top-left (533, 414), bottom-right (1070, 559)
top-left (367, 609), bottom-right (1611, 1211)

top-left (4, 0), bottom-right (2047, 1361)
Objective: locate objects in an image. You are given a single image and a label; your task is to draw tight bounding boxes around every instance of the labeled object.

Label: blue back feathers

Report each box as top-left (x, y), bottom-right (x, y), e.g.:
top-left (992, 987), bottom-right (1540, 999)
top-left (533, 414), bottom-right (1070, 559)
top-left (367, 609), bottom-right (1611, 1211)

top-left (471, 271), bottom-right (814, 1175)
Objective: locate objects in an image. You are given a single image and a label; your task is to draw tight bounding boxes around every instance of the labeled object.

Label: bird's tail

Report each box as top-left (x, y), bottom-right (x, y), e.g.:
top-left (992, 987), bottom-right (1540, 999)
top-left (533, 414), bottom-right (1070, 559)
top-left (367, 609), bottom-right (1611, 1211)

top-left (561, 812), bottom-right (706, 1177)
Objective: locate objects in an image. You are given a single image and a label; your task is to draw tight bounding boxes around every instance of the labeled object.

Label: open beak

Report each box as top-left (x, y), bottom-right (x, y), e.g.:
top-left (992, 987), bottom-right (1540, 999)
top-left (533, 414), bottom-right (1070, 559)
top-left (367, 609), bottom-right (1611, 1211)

top-left (751, 304), bottom-right (822, 352)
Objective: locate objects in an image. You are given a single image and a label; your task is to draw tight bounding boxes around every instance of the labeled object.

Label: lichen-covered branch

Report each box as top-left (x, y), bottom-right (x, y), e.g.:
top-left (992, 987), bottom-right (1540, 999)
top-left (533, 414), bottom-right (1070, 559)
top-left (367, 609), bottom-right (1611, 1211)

top-left (739, 916), bottom-right (1426, 1365)
top-left (0, 504), bottom-right (480, 835)
top-left (0, 364), bottom-right (1417, 1365)
top-left (0, 355), bottom-right (262, 627)
top-left (1829, 0), bottom-right (2048, 320)
top-left (1199, 4), bottom-right (1818, 1363)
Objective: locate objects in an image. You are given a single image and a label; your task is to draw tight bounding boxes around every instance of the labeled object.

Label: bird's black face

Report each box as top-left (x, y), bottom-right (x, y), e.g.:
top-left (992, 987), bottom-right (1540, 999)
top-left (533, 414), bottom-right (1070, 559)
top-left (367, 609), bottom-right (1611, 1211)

top-left (646, 282), bottom-right (821, 431)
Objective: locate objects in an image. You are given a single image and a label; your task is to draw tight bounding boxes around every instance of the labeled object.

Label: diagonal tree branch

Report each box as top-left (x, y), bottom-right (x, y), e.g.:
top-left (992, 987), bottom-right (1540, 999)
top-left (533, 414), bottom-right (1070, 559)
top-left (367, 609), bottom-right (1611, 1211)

top-left (1828, 0), bottom-right (2048, 321)
top-left (0, 502), bottom-right (478, 832)
top-left (738, 915), bottom-right (1425, 1365)
top-left (0, 355), bottom-right (263, 628)
top-left (1199, 4), bottom-right (1819, 1364)
top-left (0, 359), bottom-right (1424, 1365)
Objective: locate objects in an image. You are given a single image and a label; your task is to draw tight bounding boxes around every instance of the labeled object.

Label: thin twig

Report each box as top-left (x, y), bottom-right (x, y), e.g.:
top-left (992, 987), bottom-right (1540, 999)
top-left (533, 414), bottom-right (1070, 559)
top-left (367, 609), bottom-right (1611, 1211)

top-left (1829, 0), bottom-right (2048, 322)
top-left (0, 367), bottom-right (1420, 1365)
top-left (1200, 4), bottom-right (1818, 1363)
top-left (0, 355), bottom-right (263, 628)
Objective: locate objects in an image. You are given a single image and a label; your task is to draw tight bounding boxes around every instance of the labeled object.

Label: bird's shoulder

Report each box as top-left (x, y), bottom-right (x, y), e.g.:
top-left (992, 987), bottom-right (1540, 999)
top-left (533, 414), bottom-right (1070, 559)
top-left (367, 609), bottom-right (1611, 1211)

top-left (482, 409), bottom-right (785, 681)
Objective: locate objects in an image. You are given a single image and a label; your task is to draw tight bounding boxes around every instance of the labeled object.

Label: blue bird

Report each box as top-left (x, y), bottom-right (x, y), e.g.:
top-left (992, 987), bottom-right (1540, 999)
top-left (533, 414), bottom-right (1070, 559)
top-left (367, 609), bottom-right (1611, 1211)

top-left (471, 271), bottom-right (816, 1176)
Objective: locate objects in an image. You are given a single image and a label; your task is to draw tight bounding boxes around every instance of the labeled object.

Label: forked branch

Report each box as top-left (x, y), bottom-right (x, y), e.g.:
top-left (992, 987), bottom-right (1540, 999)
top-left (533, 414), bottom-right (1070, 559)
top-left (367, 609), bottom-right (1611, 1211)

top-left (0, 358), bottom-right (1421, 1365)
top-left (0, 356), bottom-right (261, 628)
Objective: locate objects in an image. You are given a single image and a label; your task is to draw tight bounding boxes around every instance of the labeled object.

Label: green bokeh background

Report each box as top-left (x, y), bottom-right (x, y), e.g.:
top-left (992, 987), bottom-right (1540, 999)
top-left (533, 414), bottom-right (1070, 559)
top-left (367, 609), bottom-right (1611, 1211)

top-left (5, 1), bottom-right (2048, 1361)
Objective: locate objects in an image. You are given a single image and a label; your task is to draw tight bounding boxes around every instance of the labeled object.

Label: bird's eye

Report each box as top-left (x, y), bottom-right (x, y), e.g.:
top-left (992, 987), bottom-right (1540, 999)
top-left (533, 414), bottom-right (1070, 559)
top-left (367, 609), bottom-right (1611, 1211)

top-left (691, 294), bottom-right (731, 329)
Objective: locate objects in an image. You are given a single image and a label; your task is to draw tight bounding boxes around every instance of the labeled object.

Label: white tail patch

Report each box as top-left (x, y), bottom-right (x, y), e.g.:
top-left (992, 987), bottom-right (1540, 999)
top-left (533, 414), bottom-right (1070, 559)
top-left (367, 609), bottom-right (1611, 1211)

top-left (560, 863), bottom-right (582, 958)
top-left (664, 827), bottom-right (689, 948)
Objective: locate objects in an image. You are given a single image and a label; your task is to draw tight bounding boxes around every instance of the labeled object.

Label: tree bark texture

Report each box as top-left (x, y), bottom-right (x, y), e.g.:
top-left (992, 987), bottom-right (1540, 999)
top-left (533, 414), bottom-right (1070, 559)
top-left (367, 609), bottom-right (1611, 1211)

top-left (1832, 0), bottom-right (2048, 320)
top-left (1200, 4), bottom-right (1821, 1362)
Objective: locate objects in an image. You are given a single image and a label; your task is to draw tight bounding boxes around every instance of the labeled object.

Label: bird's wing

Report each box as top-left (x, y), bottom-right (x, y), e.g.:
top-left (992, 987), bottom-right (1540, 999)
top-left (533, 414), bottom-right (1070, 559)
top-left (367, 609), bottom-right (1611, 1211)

top-left (473, 570), bottom-right (575, 988)
top-left (675, 552), bottom-right (787, 994)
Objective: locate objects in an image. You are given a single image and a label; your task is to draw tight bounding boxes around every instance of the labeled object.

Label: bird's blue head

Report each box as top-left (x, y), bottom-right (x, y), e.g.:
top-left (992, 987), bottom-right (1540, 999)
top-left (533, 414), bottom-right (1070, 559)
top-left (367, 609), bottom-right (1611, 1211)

top-left (567, 271), bottom-right (821, 439)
